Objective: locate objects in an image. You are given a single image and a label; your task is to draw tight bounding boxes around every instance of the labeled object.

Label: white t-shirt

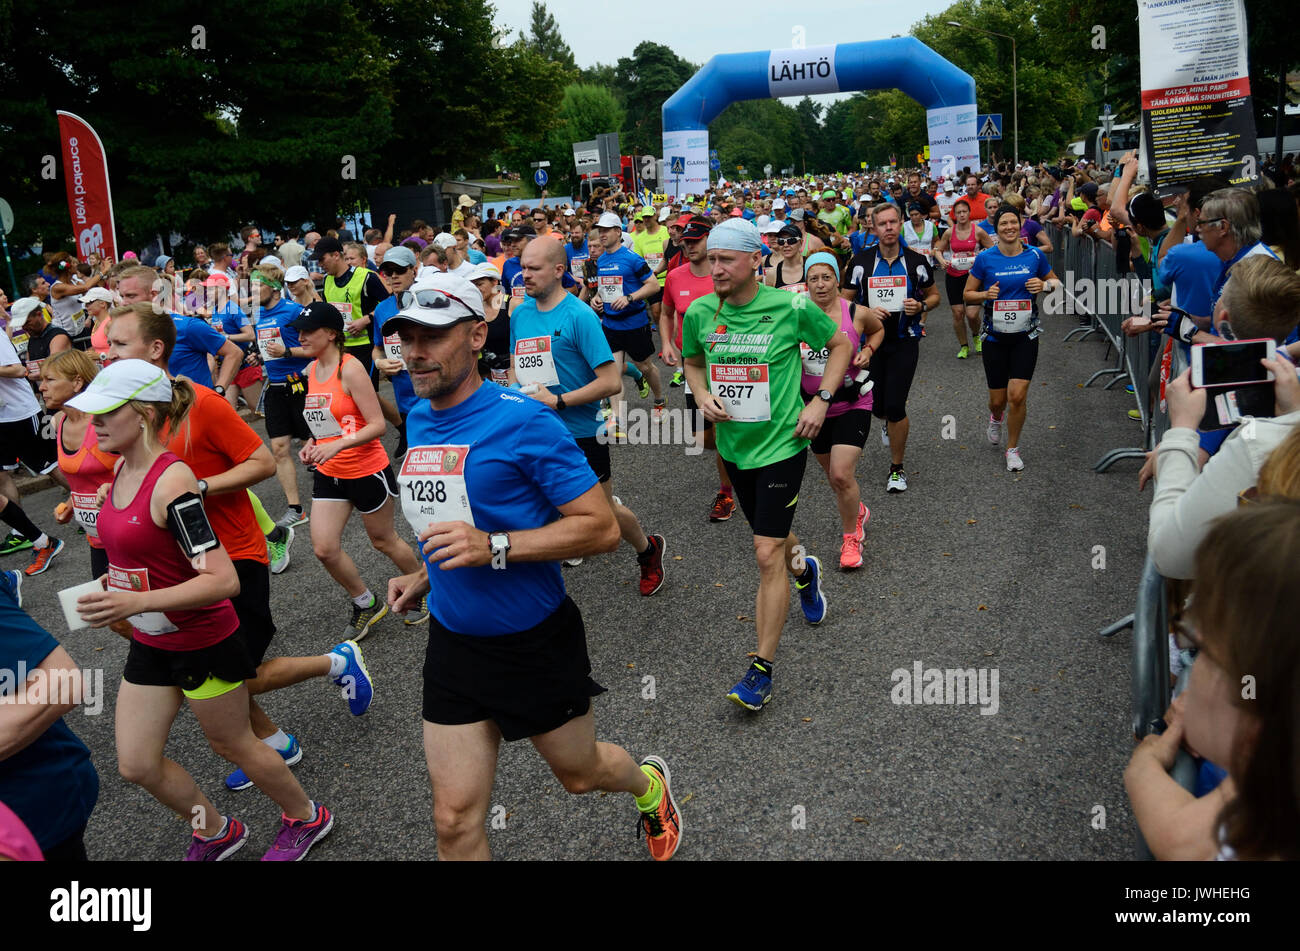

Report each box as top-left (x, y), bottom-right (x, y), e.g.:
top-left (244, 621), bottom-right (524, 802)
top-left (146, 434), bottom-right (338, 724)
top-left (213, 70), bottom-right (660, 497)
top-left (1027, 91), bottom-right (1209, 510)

top-left (0, 331), bottom-right (41, 423)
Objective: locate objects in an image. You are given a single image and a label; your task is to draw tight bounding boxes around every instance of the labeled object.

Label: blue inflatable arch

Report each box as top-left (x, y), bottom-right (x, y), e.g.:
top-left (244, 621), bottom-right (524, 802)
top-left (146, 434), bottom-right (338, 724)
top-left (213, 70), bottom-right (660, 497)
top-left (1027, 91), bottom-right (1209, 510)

top-left (661, 37), bottom-right (978, 196)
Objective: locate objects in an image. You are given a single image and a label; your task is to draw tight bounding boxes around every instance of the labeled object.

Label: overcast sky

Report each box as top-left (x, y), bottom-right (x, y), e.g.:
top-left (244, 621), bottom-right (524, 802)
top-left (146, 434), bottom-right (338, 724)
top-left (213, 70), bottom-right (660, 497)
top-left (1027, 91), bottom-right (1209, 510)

top-left (488, 0), bottom-right (958, 107)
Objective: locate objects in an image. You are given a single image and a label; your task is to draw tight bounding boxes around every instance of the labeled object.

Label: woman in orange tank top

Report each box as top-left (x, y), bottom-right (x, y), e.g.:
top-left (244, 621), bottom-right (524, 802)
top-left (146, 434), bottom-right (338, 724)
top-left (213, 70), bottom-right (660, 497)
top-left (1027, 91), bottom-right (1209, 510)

top-left (293, 302), bottom-right (420, 641)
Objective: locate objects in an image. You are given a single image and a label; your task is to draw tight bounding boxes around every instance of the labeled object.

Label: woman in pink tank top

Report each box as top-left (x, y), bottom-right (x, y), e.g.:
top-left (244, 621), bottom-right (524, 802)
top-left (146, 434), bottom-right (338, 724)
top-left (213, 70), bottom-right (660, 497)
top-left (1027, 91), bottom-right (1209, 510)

top-left (933, 198), bottom-right (995, 358)
top-left (69, 359), bottom-right (333, 861)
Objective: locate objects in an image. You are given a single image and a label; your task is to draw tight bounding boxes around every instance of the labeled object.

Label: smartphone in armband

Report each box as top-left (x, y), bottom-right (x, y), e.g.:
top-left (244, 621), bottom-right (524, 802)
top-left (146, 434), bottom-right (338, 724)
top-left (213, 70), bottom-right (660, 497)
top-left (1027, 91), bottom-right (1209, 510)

top-left (167, 493), bottom-right (219, 559)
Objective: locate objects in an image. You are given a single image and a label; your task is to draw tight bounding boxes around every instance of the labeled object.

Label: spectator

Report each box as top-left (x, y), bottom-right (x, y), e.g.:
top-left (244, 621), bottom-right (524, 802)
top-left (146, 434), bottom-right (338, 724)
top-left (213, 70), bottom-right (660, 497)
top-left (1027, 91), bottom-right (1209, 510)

top-left (1258, 188), bottom-right (1300, 271)
top-left (1198, 187), bottom-right (1276, 303)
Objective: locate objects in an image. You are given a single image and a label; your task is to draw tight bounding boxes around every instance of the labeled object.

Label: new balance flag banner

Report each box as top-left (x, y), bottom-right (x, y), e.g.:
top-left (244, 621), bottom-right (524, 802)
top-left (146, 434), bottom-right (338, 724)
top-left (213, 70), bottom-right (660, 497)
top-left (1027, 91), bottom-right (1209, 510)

top-left (56, 111), bottom-right (118, 262)
top-left (1138, 0), bottom-right (1257, 191)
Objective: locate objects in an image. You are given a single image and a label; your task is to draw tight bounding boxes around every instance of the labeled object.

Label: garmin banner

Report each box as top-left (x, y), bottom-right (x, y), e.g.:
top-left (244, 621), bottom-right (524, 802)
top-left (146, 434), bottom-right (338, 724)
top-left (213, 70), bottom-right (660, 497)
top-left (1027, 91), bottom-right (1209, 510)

top-left (1138, 0), bottom-right (1257, 190)
top-left (56, 111), bottom-right (118, 262)
top-left (662, 38), bottom-right (977, 197)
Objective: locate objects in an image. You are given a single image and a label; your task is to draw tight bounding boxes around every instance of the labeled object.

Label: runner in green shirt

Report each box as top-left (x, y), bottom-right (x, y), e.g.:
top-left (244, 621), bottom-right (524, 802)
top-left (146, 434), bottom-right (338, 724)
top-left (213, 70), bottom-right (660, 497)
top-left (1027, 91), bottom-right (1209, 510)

top-left (681, 219), bottom-right (852, 712)
top-left (817, 190), bottom-right (852, 236)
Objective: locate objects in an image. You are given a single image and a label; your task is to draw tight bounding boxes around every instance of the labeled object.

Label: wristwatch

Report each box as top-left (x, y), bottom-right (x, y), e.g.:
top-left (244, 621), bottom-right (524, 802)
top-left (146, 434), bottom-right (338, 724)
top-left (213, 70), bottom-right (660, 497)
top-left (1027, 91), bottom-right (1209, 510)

top-left (816, 389), bottom-right (833, 403)
top-left (197, 479), bottom-right (209, 497)
top-left (214, 385), bottom-right (226, 395)
top-left (554, 393), bottom-right (567, 411)
top-left (489, 532), bottom-right (511, 560)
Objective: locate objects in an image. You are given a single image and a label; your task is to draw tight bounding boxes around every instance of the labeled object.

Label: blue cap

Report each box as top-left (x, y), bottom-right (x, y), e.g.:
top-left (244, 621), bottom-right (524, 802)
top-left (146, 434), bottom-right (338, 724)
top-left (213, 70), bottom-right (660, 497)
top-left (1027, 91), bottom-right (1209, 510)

top-left (154, 255), bottom-right (172, 269)
top-left (705, 218), bottom-right (763, 253)
top-left (804, 252), bottom-right (840, 281)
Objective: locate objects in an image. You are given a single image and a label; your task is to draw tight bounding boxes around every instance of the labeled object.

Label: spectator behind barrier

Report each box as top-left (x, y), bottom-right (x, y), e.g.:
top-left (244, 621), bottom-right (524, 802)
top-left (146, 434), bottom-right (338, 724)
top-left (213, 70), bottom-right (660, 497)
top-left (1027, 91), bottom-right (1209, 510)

top-left (1147, 256), bottom-right (1300, 578)
top-left (1125, 501), bottom-right (1300, 860)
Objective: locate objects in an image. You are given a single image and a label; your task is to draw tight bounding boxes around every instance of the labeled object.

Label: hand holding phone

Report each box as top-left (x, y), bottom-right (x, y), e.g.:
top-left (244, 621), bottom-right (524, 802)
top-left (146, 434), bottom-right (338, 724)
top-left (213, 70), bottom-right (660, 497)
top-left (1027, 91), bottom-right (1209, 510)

top-left (1190, 338), bottom-right (1277, 388)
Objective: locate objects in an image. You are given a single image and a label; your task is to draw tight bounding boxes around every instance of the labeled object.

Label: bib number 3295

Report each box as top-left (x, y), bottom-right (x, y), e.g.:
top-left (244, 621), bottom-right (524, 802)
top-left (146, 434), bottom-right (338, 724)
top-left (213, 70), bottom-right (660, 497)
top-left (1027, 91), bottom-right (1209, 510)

top-left (399, 445), bottom-right (476, 535)
top-left (710, 364), bottom-right (770, 422)
top-left (514, 336), bottom-right (560, 389)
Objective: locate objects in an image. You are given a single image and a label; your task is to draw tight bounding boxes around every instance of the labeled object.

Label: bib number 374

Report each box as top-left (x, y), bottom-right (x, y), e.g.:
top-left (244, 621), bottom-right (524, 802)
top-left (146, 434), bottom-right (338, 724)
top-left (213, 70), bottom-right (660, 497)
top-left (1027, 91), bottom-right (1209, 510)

top-left (399, 445), bottom-right (476, 535)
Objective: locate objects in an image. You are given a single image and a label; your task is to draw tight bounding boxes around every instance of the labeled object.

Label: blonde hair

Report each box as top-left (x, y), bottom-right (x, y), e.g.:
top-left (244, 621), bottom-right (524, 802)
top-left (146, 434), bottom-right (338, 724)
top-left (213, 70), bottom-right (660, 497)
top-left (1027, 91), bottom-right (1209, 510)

top-left (1257, 425), bottom-right (1300, 500)
top-left (43, 349), bottom-right (99, 389)
top-left (128, 378), bottom-right (197, 448)
top-left (1218, 256), bottom-right (1300, 342)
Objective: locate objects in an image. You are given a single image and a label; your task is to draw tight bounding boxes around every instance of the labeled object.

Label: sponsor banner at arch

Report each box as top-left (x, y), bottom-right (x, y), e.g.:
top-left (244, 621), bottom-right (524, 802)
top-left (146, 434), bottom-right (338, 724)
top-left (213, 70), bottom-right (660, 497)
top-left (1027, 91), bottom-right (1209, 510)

top-left (925, 105), bottom-right (980, 180)
top-left (56, 111), bottom-right (118, 262)
top-left (662, 129), bottom-right (710, 198)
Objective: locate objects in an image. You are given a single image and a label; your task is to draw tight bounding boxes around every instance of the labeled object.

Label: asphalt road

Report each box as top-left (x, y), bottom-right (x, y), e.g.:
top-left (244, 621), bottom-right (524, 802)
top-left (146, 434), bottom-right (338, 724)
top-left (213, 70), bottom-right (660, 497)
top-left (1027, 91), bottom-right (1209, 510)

top-left (14, 286), bottom-right (1151, 861)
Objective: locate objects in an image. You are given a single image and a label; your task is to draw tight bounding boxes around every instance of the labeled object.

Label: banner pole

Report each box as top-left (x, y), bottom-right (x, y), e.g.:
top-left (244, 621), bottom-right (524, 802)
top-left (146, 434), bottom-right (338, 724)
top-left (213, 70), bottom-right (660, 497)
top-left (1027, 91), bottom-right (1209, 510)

top-left (0, 229), bottom-right (17, 301)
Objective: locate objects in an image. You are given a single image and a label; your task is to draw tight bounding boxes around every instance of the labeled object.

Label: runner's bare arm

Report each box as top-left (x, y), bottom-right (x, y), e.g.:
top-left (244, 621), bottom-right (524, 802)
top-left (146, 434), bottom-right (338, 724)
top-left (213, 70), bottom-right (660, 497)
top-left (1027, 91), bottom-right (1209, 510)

top-left (213, 339), bottom-right (244, 389)
top-left (682, 355), bottom-right (727, 423)
top-left (0, 645), bottom-right (83, 760)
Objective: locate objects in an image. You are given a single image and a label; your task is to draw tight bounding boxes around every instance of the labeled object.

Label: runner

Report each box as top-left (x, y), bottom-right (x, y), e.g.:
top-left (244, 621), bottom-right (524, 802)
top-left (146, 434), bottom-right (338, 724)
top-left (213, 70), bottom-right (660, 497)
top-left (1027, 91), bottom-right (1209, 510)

top-left (660, 216), bottom-right (738, 521)
top-left (510, 240), bottom-right (667, 595)
top-left (932, 197), bottom-right (995, 359)
top-left (682, 219), bottom-right (852, 710)
top-left (800, 252), bottom-right (884, 569)
top-left (214, 274), bottom-right (263, 414)
top-left (71, 359), bottom-right (334, 861)
top-left (631, 207), bottom-right (671, 328)
top-left (318, 236), bottom-right (390, 381)
top-left (591, 212), bottom-right (666, 425)
top-left (840, 202), bottom-right (941, 492)
top-left (901, 202), bottom-right (938, 266)
top-left (380, 275), bottom-right (681, 861)
top-left (294, 301), bottom-right (422, 638)
top-left (964, 206), bottom-right (1061, 471)
top-left (763, 223), bottom-right (809, 293)
top-left (468, 262), bottom-right (510, 388)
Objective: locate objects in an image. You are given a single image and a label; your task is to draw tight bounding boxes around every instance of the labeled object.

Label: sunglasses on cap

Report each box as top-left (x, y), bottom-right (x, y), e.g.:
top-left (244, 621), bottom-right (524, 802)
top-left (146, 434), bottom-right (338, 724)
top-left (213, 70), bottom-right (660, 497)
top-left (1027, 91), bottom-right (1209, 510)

top-left (397, 288), bottom-right (475, 312)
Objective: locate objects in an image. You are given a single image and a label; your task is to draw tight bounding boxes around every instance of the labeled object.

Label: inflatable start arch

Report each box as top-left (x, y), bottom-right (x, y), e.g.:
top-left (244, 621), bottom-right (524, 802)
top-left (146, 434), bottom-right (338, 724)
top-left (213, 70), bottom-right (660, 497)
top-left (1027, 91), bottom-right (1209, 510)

top-left (661, 37), bottom-right (979, 195)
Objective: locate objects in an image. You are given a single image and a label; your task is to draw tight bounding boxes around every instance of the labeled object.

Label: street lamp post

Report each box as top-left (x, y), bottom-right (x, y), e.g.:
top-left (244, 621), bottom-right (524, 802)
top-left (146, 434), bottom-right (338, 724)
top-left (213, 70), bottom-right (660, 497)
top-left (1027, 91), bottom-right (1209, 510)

top-left (948, 21), bottom-right (1017, 166)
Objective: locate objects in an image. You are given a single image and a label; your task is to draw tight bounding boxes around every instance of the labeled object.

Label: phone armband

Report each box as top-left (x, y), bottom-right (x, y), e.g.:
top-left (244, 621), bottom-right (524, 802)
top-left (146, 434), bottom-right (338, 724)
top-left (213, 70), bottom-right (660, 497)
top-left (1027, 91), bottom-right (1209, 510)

top-left (166, 492), bottom-right (220, 558)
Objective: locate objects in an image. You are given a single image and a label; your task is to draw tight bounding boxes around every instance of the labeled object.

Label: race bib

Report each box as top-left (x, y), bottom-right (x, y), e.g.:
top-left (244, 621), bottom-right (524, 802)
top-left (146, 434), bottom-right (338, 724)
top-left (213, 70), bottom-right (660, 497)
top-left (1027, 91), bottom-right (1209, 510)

top-left (398, 445), bottom-right (475, 534)
top-left (800, 342), bottom-right (829, 377)
top-left (598, 275), bottom-right (623, 304)
top-left (383, 333), bottom-right (405, 366)
top-left (511, 285), bottom-right (526, 302)
top-left (867, 275), bottom-right (906, 310)
top-left (107, 565), bottom-right (178, 635)
top-left (334, 302), bottom-right (367, 345)
top-left (569, 256), bottom-right (588, 278)
top-left (490, 367), bottom-right (509, 386)
top-left (782, 282), bottom-right (808, 297)
top-left (71, 491), bottom-right (100, 538)
top-left (257, 325), bottom-right (282, 362)
top-left (514, 336), bottom-right (560, 389)
top-left (302, 393), bottom-right (343, 439)
top-left (950, 253), bottom-right (975, 271)
top-left (26, 359), bottom-right (43, 377)
top-left (991, 299), bottom-right (1032, 333)
top-left (710, 364), bottom-right (771, 423)
top-left (645, 252), bottom-right (664, 272)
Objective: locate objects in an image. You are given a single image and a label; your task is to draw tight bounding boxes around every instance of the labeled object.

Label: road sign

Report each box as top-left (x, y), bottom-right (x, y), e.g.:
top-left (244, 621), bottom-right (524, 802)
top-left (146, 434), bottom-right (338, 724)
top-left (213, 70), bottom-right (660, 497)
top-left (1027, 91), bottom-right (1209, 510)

top-left (763, 164), bottom-right (772, 177)
top-left (573, 139), bottom-right (600, 172)
top-left (529, 160), bottom-right (551, 168)
top-left (860, 161), bottom-right (867, 169)
top-left (708, 149), bottom-right (718, 160)
top-left (709, 158), bottom-right (721, 171)
top-left (0, 198), bottom-right (12, 236)
top-left (1104, 103), bottom-right (1112, 115)
top-left (533, 168), bottom-right (549, 187)
top-left (669, 155), bottom-right (686, 175)
top-left (976, 113), bottom-right (1003, 141)
top-left (1101, 136), bottom-right (1111, 152)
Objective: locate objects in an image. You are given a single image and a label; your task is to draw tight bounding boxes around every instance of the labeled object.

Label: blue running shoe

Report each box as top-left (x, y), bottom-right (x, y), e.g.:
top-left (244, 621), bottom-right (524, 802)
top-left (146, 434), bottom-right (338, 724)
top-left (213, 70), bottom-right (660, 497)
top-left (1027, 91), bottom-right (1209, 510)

top-left (0, 569), bottom-right (22, 608)
top-left (329, 639), bottom-right (373, 716)
top-left (225, 734), bottom-right (302, 791)
top-left (726, 663), bottom-right (773, 711)
top-left (795, 554), bottom-right (827, 624)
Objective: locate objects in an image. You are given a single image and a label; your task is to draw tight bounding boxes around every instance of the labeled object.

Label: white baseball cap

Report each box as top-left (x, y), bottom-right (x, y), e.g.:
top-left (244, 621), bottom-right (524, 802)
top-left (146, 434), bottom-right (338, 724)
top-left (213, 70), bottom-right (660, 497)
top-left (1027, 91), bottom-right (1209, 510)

top-left (468, 263), bottom-right (501, 283)
top-left (9, 298), bottom-right (45, 323)
top-left (771, 198), bottom-right (786, 210)
top-left (596, 212), bottom-right (623, 229)
top-left (383, 271), bottom-right (485, 336)
top-left (284, 265), bottom-right (311, 283)
top-left (66, 359), bottom-right (171, 414)
top-left (79, 287), bottom-right (116, 305)
top-left (432, 233), bottom-right (458, 250)
top-left (658, 206), bottom-right (673, 222)
top-left (258, 254), bottom-right (285, 270)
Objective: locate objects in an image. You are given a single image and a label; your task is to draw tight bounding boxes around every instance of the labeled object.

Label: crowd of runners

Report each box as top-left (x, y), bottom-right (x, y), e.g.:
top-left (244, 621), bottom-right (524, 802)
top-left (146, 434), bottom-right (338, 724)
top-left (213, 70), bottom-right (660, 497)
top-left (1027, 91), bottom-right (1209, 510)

top-left (3, 155), bottom-right (1299, 863)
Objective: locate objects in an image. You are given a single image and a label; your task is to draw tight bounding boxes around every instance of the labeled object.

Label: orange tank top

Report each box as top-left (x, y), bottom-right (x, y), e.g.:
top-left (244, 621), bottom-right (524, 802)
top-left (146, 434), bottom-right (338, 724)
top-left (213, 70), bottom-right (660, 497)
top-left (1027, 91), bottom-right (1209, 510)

top-left (306, 352), bottom-right (390, 479)
top-left (58, 414), bottom-right (119, 550)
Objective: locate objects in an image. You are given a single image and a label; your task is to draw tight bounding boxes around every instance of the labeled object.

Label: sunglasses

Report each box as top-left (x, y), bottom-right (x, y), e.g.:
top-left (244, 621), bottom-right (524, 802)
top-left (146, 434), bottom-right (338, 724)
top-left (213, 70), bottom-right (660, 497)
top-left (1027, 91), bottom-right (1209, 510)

top-left (776, 236), bottom-right (801, 247)
top-left (379, 265), bottom-right (411, 276)
top-left (397, 288), bottom-right (473, 312)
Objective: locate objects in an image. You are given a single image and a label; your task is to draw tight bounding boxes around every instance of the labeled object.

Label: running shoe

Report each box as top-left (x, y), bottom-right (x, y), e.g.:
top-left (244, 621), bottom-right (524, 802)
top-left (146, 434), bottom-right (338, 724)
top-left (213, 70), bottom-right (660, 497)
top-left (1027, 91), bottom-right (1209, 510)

top-left (268, 525), bottom-right (293, 575)
top-left (708, 492), bottom-right (736, 522)
top-left (652, 400), bottom-right (666, 421)
top-left (0, 532), bottom-right (33, 557)
top-left (638, 534), bottom-right (666, 596)
top-left (636, 755), bottom-right (681, 861)
top-left (345, 596), bottom-right (389, 642)
top-left (329, 640), bottom-right (373, 716)
top-left (669, 370), bottom-right (684, 387)
top-left (24, 538), bottom-right (64, 576)
top-left (600, 400), bottom-right (612, 420)
top-left (261, 802), bottom-right (334, 861)
top-left (974, 334), bottom-right (983, 354)
top-left (886, 468), bottom-right (907, 493)
top-left (1128, 409), bottom-right (1142, 420)
top-left (1006, 448), bottom-right (1024, 472)
top-left (726, 663), bottom-right (773, 710)
top-left (795, 555), bottom-right (827, 624)
top-left (637, 376), bottom-right (651, 400)
top-left (563, 557), bottom-right (584, 567)
top-left (854, 502), bottom-right (870, 542)
top-left (0, 569), bottom-right (23, 608)
top-left (840, 533), bottom-right (864, 570)
top-left (403, 604), bottom-right (431, 625)
top-left (275, 508), bottom-right (309, 529)
top-left (957, 344), bottom-right (969, 359)
top-left (225, 734), bottom-right (303, 791)
top-left (987, 413), bottom-right (1003, 445)
top-left (184, 816), bottom-right (249, 861)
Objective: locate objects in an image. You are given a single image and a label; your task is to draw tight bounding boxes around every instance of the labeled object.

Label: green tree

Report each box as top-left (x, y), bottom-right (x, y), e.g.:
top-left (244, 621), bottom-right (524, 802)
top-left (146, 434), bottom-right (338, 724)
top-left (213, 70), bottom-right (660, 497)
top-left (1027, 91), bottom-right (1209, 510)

top-left (614, 43), bottom-right (698, 154)
top-left (539, 83), bottom-right (626, 194)
top-left (521, 1), bottom-right (576, 72)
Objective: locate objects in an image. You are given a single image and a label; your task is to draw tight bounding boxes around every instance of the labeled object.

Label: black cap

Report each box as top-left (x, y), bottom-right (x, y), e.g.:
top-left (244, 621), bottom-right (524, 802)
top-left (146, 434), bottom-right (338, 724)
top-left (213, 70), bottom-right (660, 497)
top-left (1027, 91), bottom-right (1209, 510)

top-left (777, 223), bottom-right (802, 240)
top-left (290, 301), bottom-right (345, 333)
top-left (1128, 192), bottom-right (1167, 231)
top-left (314, 236), bottom-right (344, 257)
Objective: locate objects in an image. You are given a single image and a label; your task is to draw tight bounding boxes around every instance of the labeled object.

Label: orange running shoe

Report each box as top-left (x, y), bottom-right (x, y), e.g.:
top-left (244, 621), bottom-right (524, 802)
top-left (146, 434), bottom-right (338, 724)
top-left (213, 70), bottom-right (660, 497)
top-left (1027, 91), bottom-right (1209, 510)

top-left (708, 492), bottom-right (735, 522)
top-left (840, 533), bottom-right (863, 570)
top-left (854, 502), bottom-right (870, 542)
top-left (636, 755), bottom-right (681, 861)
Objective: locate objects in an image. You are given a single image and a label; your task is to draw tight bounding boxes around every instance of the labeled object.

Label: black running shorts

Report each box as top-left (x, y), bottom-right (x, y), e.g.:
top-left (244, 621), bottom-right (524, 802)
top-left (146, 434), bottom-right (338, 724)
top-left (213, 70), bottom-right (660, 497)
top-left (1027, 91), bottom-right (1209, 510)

top-left (722, 449), bottom-right (807, 540)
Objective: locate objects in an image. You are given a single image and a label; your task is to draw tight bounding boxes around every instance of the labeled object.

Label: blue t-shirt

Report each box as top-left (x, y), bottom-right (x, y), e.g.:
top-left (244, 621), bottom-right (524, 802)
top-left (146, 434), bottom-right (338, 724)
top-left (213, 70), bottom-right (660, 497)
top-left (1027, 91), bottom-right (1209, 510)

top-left (849, 231), bottom-right (878, 255)
top-left (255, 297), bottom-right (310, 383)
top-left (1157, 240), bottom-right (1219, 320)
top-left (969, 245), bottom-right (1052, 341)
top-left (374, 296), bottom-right (418, 416)
top-left (168, 313), bottom-right (226, 388)
top-left (217, 302), bottom-right (252, 354)
top-left (1213, 242), bottom-right (1279, 306)
top-left (565, 239), bottom-right (590, 276)
top-left (401, 382), bottom-right (598, 635)
top-left (0, 600), bottom-right (99, 851)
top-left (503, 254), bottom-right (576, 303)
top-left (595, 247), bottom-right (654, 329)
top-left (510, 293), bottom-right (614, 441)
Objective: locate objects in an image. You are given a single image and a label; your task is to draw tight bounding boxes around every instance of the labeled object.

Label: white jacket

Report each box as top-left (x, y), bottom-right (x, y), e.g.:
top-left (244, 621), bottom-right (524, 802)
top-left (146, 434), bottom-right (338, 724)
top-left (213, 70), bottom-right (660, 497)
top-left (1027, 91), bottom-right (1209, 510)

top-left (1148, 409), bottom-right (1300, 579)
